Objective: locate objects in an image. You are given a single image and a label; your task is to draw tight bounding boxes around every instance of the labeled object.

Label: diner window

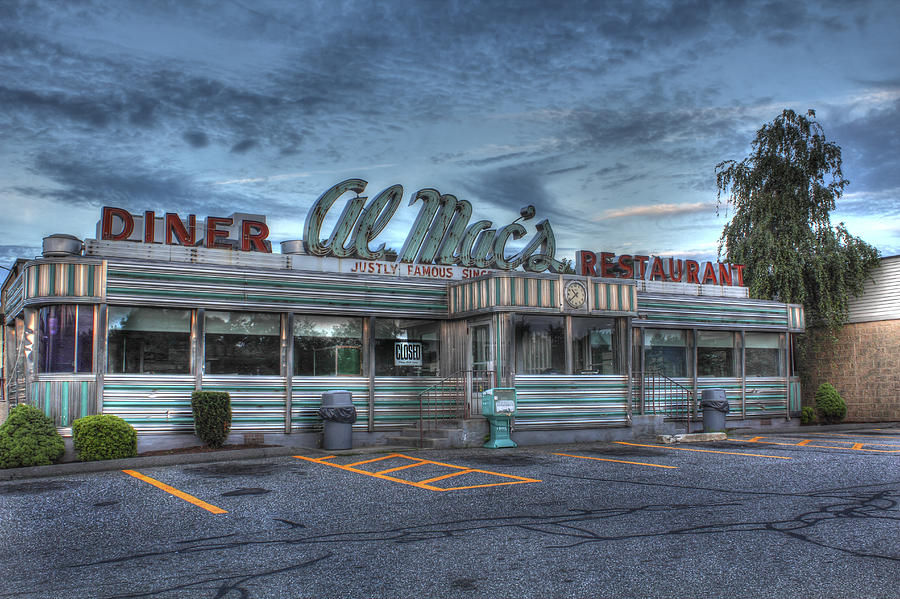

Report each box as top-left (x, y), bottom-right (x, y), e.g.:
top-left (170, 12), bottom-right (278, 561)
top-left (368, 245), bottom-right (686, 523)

top-left (374, 319), bottom-right (440, 376)
top-left (108, 307), bottom-right (191, 374)
top-left (572, 317), bottom-right (620, 374)
top-left (37, 305), bottom-right (93, 373)
top-left (515, 315), bottom-right (565, 375)
top-left (745, 332), bottom-right (785, 377)
top-left (696, 331), bottom-right (740, 378)
top-left (643, 329), bottom-right (691, 378)
top-left (294, 315), bottom-right (363, 376)
top-left (205, 311), bottom-right (281, 375)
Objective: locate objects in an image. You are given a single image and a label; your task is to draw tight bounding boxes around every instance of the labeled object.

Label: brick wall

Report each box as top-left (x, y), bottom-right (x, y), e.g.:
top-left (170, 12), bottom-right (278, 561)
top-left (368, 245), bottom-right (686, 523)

top-left (801, 320), bottom-right (900, 421)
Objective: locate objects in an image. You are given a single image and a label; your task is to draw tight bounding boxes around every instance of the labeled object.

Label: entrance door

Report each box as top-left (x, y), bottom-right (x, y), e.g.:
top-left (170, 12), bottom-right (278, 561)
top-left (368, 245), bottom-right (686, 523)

top-left (468, 321), bottom-right (494, 416)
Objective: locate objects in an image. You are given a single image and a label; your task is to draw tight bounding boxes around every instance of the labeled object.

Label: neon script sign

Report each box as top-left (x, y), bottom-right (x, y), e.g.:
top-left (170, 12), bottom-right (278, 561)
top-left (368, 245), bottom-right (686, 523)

top-left (577, 250), bottom-right (746, 287)
top-left (99, 178), bottom-right (564, 274)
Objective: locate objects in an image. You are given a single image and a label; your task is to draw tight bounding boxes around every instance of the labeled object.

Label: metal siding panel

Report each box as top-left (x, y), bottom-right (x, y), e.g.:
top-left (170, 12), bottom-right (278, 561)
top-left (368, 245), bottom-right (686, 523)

top-left (290, 376), bottom-right (370, 432)
top-left (512, 375), bottom-right (629, 429)
top-left (103, 374), bottom-right (196, 433)
top-left (847, 256), bottom-right (900, 323)
top-left (372, 376), bottom-right (443, 430)
top-left (744, 378), bottom-right (788, 416)
top-left (201, 375), bottom-right (286, 431)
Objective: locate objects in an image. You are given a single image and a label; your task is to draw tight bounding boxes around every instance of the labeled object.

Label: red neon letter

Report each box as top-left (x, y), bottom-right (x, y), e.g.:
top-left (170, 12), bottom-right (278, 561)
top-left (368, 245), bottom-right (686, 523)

top-left (241, 220), bottom-right (271, 252)
top-left (717, 262), bottom-right (732, 286)
top-left (101, 207), bottom-right (134, 241)
top-left (701, 262), bottom-right (718, 285)
top-left (205, 216), bottom-right (233, 249)
top-left (667, 258), bottom-right (683, 282)
top-left (143, 211), bottom-right (156, 243)
top-left (577, 250), bottom-right (597, 276)
top-left (165, 213), bottom-right (197, 246)
top-left (600, 252), bottom-right (616, 278)
top-left (650, 257), bottom-right (667, 281)
top-left (733, 264), bottom-right (746, 287)
top-left (685, 260), bottom-right (700, 284)
top-left (617, 255), bottom-right (634, 279)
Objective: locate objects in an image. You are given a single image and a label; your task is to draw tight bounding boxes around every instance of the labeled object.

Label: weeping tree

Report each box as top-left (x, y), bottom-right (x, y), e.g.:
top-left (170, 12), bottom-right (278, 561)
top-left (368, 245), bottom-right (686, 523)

top-left (716, 109), bottom-right (880, 330)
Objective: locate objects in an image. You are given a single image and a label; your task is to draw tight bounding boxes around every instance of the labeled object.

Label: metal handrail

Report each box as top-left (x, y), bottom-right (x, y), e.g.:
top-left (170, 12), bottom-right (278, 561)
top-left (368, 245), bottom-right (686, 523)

top-left (634, 370), bottom-right (696, 430)
top-left (417, 369), bottom-right (495, 447)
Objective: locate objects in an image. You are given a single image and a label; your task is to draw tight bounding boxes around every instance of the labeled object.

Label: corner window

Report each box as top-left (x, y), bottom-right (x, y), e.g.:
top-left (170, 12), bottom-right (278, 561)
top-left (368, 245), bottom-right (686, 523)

top-left (697, 331), bottom-right (740, 378)
top-left (745, 332), bottom-right (785, 377)
top-left (205, 311), bottom-right (281, 375)
top-left (108, 307), bottom-right (191, 374)
top-left (294, 315), bottom-right (363, 376)
top-left (38, 305), bottom-right (93, 373)
top-left (572, 317), bottom-right (620, 374)
top-left (515, 315), bottom-right (565, 375)
top-left (374, 319), bottom-right (440, 376)
top-left (644, 329), bottom-right (691, 378)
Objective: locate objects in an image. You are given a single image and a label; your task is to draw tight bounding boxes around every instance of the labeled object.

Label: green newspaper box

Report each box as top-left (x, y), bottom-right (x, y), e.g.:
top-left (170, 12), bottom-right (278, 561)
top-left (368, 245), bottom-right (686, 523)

top-left (482, 388), bottom-right (517, 448)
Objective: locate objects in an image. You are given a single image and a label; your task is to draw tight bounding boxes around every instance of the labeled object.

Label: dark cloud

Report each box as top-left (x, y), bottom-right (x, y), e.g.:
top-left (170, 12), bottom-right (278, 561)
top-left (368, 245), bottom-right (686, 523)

top-left (230, 139), bottom-right (257, 154)
top-left (183, 131), bottom-right (209, 148)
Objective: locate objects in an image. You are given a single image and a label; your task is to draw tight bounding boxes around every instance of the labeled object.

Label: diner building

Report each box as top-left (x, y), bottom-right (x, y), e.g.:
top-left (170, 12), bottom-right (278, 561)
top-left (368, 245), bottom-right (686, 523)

top-left (1, 181), bottom-right (805, 448)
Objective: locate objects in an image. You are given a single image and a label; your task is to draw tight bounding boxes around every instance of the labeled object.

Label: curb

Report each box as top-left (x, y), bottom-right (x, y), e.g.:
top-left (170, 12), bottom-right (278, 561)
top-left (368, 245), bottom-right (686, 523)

top-left (0, 443), bottom-right (420, 482)
top-left (657, 432), bottom-right (727, 444)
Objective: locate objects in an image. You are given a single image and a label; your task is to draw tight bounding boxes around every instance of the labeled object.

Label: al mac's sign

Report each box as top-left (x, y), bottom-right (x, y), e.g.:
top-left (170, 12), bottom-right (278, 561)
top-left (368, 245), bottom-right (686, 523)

top-left (99, 178), bottom-right (564, 274)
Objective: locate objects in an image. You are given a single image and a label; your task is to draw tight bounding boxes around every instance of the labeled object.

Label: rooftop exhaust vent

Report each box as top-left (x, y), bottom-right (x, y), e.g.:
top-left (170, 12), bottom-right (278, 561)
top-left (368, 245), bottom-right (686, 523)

top-left (42, 234), bottom-right (84, 257)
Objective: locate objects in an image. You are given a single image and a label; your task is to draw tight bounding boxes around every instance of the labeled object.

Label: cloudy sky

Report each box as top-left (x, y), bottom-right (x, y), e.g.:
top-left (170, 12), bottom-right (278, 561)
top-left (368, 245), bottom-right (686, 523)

top-left (1, 0), bottom-right (899, 271)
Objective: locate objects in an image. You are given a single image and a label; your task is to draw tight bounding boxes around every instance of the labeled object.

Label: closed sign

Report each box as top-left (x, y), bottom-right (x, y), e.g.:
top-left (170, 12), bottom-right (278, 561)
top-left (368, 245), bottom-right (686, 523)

top-left (394, 342), bottom-right (423, 366)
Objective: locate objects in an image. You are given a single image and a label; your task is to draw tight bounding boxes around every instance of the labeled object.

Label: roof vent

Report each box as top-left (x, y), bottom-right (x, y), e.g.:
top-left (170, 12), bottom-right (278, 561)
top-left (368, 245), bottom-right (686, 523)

top-left (42, 234), bottom-right (84, 257)
top-left (280, 240), bottom-right (306, 255)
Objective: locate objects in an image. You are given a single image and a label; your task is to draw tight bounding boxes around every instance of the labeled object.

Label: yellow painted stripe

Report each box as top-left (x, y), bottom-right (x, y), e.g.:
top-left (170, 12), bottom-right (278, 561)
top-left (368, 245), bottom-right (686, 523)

top-left (294, 454), bottom-right (541, 491)
top-left (797, 440), bottom-right (811, 446)
top-left (343, 454), bottom-right (402, 467)
top-left (375, 461), bottom-right (429, 475)
top-left (732, 439), bottom-right (900, 453)
top-left (122, 470), bottom-right (227, 514)
top-left (807, 432), bottom-right (900, 440)
top-left (553, 452), bottom-right (678, 469)
top-left (851, 443), bottom-right (864, 450)
top-left (418, 469), bottom-right (476, 484)
top-left (614, 442), bottom-right (792, 460)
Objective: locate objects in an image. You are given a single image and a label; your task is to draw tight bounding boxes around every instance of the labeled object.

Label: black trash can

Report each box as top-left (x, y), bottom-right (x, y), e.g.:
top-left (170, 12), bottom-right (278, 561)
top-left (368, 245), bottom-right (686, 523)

top-left (319, 390), bottom-right (357, 450)
top-left (700, 388), bottom-right (729, 432)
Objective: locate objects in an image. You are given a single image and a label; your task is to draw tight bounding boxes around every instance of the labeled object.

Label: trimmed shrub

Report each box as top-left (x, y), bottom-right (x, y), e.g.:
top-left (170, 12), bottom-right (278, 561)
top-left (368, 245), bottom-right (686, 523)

top-left (815, 383), bottom-right (847, 424)
top-left (72, 415), bottom-right (137, 461)
top-left (0, 404), bottom-right (65, 468)
top-left (800, 406), bottom-right (816, 425)
top-left (191, 391), bottom-right (232, 448)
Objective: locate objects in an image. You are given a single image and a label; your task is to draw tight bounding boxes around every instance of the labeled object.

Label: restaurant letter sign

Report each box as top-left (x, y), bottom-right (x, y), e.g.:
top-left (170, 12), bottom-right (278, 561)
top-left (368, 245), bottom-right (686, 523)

top-left (576, 250), bottom-right (746, 287)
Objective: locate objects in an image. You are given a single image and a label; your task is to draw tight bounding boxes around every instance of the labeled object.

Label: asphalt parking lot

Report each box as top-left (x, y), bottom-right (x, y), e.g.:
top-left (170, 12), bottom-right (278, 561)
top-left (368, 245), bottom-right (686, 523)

top-left (1, 428), bottom-right (898, 599)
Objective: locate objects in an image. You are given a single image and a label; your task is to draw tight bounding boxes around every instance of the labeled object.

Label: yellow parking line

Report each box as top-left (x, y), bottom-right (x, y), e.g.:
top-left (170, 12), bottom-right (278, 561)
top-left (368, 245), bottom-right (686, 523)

top-left (736, 437), bottom-right (900, 453)
top-left (418, 469), bottom-right (476, 484)
top-left (614, 442), bottom-right (792, 459)
top-left (553, 452), bottom-right (677, 469)
top-left (294, 454), bottom-right (541, 491)
top-left (807, 432), bottom-right (900, 441)
top-left (375, 461), bottom-right (429, 475)
top-left (122, 470), bottom-right (227, 514)
top-left (343, 454), bottom-right (402, 467)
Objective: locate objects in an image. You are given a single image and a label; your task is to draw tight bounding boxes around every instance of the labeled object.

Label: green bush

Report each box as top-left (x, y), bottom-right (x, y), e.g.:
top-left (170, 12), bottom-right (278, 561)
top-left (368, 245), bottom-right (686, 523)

top-left (0, 404), bottom-right (65, 468)
top-left (800, 406), bottom-right (816, 425)
top-left (815, 383), bottom-right (847, 424)
top-left (72, 415), bottom-right (137, 461)
top-left (191, 391), bottom-right (232, 448)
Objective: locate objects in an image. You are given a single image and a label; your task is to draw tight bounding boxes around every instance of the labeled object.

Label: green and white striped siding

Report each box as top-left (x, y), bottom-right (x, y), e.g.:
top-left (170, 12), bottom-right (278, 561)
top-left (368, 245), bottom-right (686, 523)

top-left (788, 304), bottom-right (805, 331)
top-left (696, 378), bottom-right (744, 416)
top-left (103, 375), bottom-right (196, 432)
top-left (291, 377), bottom-right (370, 432)
top-left (201, 376), bottom-right (287, 431)
top-left (589, 281), bottom-right (637, 312)
top-left (105, 261), bottom-right (447, 317)
top-left (637, 376), bottom-right (693, 415)
top-left (24, 262), bottom-right (105, 300)
top-left (450, 275), bottom-right (559, 314)
top-left (638, 294), bottom-right (792, 329)
top-left (744, 378), bottom-right (788, 416)
top-left (2, 271), bottom-right (26, 322)
top-left (30, 378), bottom-right (97, 426)
top-left (512, 375), bottom-right (630, 429)
top-left (371, 377), bottom-right (443, 429)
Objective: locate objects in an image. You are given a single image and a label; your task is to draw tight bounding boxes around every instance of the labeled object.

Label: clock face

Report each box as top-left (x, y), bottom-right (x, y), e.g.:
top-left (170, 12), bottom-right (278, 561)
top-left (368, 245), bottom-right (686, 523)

top-left (565, 281), bottom-right (586, 308)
